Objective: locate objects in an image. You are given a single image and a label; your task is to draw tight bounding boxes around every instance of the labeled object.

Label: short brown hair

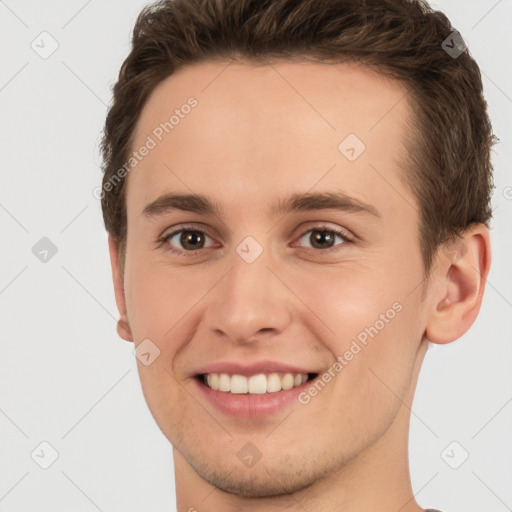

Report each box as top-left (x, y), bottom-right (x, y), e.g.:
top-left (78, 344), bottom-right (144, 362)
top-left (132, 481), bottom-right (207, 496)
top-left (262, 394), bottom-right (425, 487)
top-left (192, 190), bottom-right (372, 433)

top-left (100, 0), bottom-right (495, 275)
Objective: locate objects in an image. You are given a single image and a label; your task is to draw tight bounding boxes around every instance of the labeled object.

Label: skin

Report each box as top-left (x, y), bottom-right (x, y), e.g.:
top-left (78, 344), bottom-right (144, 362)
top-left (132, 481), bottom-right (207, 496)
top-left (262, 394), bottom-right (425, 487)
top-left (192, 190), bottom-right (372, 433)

top-left (108, 60), bottom-right (491, 512)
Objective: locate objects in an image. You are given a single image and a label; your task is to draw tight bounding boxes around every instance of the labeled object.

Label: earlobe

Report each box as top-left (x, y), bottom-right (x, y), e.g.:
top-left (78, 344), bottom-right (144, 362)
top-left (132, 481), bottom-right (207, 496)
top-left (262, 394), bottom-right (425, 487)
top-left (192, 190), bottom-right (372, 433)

top-left (108, 235), bottom-right (134, 343)
top-left (116, 318), bottom-right (134, 342)
top-left (425, 226), bottom-right (492, 345)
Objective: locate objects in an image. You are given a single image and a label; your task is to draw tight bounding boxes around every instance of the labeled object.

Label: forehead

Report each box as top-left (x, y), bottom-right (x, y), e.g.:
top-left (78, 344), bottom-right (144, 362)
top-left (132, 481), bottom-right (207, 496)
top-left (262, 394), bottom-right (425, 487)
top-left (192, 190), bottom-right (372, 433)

top-left (128, 59), bottom-right (414, 219)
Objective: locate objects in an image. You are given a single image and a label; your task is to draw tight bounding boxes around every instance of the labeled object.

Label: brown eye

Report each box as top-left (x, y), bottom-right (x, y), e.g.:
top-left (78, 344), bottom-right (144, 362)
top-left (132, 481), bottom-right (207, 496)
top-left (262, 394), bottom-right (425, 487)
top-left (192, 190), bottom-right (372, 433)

top-left (164, 229), bottom-right (214, 252)
top-left (297, 228), bottom-right (349, 250)
top-left (179, 231), bottom-right (205, 250)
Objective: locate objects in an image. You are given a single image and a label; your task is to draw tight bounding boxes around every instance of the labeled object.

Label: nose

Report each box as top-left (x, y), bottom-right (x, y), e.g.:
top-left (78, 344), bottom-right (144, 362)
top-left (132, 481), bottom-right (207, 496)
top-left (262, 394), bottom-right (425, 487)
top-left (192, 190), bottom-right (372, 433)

top-left (204, 246), bottom-right (293, 345)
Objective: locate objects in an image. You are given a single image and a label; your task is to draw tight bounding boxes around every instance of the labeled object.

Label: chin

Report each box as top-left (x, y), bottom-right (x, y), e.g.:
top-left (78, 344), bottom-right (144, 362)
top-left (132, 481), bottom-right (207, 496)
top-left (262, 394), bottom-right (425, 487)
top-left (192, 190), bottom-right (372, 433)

top-left (195, 464), bottom-right (316, 498)
top-left (181, 444), bottom-right (337, 499)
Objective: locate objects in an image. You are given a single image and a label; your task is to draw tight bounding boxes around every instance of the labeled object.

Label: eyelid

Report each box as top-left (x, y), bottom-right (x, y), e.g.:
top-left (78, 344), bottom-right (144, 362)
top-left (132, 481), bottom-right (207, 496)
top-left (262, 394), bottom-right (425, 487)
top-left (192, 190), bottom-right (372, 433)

top-left (288, 227), bottom-right (353, 258)
top-left (158, 222), bottom-right (213, 239)
top-left (157, 222), bottom-right (355, 256)
top-left (157, 223), bottom-right (219, 252)
top-left (294, 223), bottom-right (355, 245)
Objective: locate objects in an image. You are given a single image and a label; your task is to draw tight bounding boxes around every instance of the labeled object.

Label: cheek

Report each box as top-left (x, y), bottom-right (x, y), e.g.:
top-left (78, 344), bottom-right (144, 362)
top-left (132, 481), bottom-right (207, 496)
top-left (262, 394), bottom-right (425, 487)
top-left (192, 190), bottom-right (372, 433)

top-left (305, 259), bottom-right (423, 395)
top-left (123, 255), bottom-right (200, 342)
top-left (124, 256), bottom-right (201, 441)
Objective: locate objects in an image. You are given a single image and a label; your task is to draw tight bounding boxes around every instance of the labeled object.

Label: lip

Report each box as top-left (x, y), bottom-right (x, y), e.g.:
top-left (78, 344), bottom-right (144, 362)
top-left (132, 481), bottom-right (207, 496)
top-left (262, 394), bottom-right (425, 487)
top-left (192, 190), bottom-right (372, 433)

top-left (194, 360), bottom-right (315, 377)
top-left (192, 360), bottom-right (321, 418)
top-left (194, 375), bottom-right (314, 418)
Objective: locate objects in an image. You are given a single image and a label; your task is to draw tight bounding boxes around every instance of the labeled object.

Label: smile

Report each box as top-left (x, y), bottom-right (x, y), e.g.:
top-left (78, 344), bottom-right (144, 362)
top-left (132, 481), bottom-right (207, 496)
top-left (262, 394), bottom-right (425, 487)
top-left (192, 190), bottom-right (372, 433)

top-left (201, 372), bottom-right (316, 394)
top-left (193, 361), bottom-right (321, 417)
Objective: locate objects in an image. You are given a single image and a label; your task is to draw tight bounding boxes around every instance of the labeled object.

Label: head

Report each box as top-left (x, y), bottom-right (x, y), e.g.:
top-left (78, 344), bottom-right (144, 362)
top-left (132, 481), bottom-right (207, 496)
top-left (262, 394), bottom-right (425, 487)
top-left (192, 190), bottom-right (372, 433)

top-left (101, 0), bottom-right (494, 499)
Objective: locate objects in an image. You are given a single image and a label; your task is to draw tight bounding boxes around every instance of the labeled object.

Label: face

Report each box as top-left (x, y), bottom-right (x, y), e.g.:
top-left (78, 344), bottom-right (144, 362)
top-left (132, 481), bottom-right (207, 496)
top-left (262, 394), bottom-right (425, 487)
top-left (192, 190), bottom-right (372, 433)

top-left (117, 60), bottom-right (431, 496)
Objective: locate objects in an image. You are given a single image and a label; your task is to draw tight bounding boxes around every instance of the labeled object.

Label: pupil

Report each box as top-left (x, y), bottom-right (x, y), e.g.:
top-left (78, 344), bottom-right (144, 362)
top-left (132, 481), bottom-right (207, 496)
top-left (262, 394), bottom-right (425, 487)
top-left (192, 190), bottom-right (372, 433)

top-left (311, 230), bottom-right (334, 249)
top-left (181, 231), bottom-right (204, 250)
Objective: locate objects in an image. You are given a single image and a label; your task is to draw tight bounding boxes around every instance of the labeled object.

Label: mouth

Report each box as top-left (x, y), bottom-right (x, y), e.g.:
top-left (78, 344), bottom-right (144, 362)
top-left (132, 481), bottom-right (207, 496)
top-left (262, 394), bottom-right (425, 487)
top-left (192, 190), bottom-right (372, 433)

top-left (198, 371), bottom-right (319, 395)
top-left (192, 361), bottom-right (322, 417)
top-left (194, 371), bottom-right (319, 417)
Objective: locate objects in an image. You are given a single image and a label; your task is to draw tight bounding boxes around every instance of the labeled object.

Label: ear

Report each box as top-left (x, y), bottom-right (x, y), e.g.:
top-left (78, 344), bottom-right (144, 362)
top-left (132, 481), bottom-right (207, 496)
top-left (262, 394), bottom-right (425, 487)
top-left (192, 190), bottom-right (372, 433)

top-left (425, 224), bottom-right (492, 345)
top-left (108, 235), bottom-right (134, 343)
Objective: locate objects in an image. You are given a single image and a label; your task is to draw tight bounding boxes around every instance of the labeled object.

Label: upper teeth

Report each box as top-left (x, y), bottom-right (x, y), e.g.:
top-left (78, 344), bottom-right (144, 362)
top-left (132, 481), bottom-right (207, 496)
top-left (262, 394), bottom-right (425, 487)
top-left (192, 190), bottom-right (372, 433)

top-left (205, 372), bottom-right (308, 394)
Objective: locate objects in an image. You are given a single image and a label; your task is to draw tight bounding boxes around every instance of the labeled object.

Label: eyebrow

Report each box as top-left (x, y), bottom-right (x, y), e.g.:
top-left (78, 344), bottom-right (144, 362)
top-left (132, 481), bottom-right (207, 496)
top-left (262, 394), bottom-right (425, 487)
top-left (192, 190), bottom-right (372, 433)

top-left (142, 191), bottom-right (381, 219)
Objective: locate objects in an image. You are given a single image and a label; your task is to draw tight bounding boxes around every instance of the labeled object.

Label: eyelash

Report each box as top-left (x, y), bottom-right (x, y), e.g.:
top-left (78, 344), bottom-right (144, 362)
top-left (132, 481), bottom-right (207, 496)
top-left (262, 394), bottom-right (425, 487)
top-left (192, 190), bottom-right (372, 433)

top-left (157, 224), bottom-right (355, 257)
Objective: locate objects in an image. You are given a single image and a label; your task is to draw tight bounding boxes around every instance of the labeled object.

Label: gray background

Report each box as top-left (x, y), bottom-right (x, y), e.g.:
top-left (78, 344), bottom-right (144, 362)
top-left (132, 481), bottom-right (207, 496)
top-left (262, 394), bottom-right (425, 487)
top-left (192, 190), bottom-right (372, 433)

top-left (0, 1), bottom-right (510, 511)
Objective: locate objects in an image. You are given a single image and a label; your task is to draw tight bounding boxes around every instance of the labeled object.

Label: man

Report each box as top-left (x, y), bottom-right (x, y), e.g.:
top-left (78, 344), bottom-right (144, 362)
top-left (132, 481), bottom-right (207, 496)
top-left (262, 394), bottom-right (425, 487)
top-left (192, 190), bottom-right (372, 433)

top-left (99, 0), bottom-right (494, 510)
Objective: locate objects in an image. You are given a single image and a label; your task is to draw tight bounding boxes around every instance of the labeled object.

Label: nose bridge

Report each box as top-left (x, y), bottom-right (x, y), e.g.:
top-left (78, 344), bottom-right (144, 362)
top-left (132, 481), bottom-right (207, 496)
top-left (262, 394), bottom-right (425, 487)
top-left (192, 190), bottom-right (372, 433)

top-left (206, 243), bottom-right (292, 343)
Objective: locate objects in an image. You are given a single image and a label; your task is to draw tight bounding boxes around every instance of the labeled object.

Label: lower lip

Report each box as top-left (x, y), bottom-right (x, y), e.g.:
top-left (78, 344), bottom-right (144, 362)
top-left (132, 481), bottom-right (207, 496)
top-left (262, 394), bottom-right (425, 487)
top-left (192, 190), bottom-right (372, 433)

top-left (195, 378), bottom-right (310, 418)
